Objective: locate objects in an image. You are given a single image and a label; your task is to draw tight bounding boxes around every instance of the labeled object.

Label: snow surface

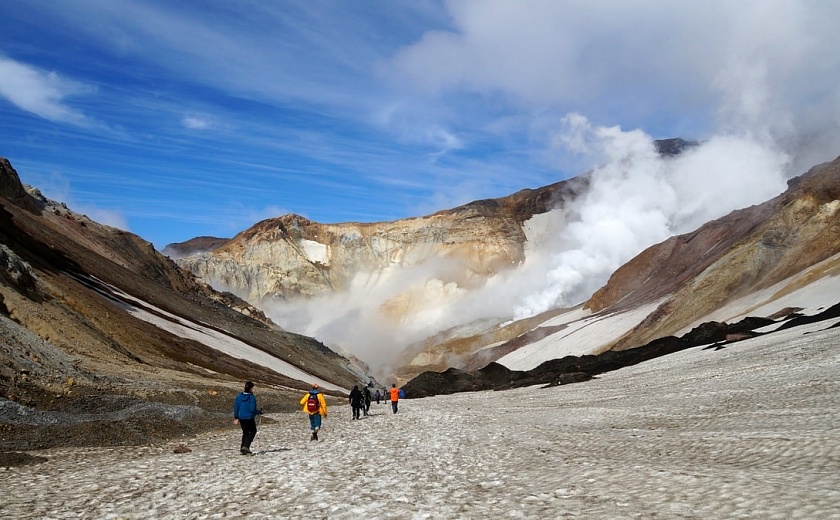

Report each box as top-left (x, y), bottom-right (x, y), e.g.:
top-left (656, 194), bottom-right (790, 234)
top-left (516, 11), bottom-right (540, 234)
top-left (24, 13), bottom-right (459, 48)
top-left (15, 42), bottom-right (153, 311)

top-left (2, 320), bottom-right (839, 518)
top-left (104, 282), bottom-right (347, 393)
top-left (498, 300), bottom-right (664, 371)
top-left (681, 272), bottom-right (840, 334)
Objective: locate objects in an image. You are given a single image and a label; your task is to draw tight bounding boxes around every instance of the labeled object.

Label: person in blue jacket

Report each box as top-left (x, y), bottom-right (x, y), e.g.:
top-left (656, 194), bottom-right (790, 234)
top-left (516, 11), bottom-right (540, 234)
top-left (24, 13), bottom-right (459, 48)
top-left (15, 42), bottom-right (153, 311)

top-left (233, 381), bottom-right (262, 455)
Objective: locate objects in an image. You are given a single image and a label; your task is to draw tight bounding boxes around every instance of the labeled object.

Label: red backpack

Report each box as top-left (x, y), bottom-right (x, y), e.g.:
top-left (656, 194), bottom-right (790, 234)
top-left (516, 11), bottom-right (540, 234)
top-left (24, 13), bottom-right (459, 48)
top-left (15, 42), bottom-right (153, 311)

top-left (306, 392), bottom-right (319, 413)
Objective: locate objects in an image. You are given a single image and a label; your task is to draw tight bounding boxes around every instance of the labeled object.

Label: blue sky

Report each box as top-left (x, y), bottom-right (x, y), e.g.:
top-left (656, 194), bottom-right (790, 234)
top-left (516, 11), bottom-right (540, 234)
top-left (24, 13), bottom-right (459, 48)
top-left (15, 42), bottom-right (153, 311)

top-left (1, 1), bottom-right (839, 249)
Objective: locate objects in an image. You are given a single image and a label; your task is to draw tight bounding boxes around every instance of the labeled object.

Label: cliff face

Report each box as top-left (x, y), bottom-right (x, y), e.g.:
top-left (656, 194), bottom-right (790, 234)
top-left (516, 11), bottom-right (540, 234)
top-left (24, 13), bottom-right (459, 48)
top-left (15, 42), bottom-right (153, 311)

top-left (177, 212), bottom-right (521, 302)
top-left (172, 177), bottom-right (589, 305)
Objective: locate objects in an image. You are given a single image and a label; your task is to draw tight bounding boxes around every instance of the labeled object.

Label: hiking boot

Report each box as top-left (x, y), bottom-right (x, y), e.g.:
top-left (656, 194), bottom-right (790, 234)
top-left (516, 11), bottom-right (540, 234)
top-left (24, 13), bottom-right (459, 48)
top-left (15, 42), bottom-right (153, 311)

top-left (310, 432), bottom-right (317, 441)
top-left (240, 447), bottom-right (252, 455)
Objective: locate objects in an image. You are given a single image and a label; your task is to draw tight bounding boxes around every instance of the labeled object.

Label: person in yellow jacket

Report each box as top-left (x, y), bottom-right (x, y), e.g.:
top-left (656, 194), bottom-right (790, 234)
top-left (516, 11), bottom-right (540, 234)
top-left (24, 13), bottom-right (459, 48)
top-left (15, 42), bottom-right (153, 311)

top-left (300, 384), bottom-right (328, 441)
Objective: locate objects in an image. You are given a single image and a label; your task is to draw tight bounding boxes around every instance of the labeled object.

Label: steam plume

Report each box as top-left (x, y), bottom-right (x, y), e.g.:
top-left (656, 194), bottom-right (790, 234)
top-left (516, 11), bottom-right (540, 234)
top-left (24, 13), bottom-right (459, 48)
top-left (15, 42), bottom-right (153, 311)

top-left (265, 114), bottom-right (791, 376)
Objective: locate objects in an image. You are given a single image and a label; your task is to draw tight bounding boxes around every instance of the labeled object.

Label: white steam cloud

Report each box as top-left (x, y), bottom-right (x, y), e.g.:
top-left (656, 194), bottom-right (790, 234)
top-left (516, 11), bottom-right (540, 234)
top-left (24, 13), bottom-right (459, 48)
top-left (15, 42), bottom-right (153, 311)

top-left (512, 114), bottom-right (790, 319)
top-left (265, 114), bottom-right (791, 377)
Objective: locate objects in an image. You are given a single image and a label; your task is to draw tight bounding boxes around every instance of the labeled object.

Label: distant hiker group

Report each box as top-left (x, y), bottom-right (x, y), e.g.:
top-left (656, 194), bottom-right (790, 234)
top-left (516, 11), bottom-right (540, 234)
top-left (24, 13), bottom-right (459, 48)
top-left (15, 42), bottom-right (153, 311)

top-left (348, 385), bottom-right (371, 419)
top-left (232, 380), bottom-right (402, 453)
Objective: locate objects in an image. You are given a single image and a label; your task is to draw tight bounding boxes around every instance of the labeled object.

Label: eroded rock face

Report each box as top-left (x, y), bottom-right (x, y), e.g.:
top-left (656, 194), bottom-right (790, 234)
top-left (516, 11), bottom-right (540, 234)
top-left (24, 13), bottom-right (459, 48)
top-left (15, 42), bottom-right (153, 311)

top-left (0, 159), bottom-right (31, 205)
top-left (173, 178), bottom-right (588, 305)
top-left (177, 213), bottom-right (519, 304)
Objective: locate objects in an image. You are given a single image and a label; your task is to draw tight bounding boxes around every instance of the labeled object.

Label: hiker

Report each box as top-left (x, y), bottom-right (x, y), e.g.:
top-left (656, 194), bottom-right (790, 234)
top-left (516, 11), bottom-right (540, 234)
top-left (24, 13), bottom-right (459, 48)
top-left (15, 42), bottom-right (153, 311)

top-left (374, 389), bottom-right (381, 404)
top-left (349, 385), bottom-right (364, 420)
top-left (363, 386), bottom-right (372, 416)
top-left (389, 383), bottom-right (400, 414)
top-left (300, 384), bottom-right (328, 440)
top-left (233, 381), bottom-right (263, 455)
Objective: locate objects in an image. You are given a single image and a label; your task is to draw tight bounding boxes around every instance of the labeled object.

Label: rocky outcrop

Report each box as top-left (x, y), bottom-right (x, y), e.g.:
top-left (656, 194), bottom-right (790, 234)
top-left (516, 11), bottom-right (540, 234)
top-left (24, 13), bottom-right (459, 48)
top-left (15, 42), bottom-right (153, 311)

top-left (0, 159), bottom-right (32, 207)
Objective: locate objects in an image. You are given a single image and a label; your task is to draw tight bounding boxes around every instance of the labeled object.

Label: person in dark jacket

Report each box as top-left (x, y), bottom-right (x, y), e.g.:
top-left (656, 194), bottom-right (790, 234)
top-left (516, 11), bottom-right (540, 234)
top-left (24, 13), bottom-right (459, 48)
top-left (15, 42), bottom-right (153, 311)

top-left (375, 389), bottom-right (381, 404)
top-left (363, 386), bottom-right (372, 416)
top-left (233, 381), bottom-right (263, 455)
top-left (349, 385), bottom-right (364, 420)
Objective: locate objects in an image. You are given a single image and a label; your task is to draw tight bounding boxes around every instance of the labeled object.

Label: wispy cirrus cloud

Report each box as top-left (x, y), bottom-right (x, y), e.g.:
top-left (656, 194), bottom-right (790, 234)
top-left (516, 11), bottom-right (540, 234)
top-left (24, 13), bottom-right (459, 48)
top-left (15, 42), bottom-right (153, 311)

top-left (3, 0), bottom-right (840, 251)
top-left (0, 55), bottom-right (94, 125)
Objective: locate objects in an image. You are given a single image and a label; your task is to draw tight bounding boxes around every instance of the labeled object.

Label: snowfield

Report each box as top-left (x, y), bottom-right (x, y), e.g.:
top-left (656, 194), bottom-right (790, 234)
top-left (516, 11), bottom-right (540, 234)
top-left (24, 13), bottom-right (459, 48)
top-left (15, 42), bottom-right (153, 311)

top-left (2, 320), bottom-right (839, 519)
top-left (498, 301), bottom-right (664, 371)
top-left (105, 282), bottom-right (348, 393)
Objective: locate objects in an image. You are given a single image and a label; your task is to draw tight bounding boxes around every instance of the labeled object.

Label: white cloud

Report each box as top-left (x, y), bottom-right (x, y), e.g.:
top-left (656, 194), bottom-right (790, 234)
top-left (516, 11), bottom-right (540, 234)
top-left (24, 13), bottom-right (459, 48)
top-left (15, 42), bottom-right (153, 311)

top-left (181, 115), bottom-right (212, 130)
top-left (0, 56), bottom-right (93, 124)
top-left (389, 1), bottom-right (840, 165)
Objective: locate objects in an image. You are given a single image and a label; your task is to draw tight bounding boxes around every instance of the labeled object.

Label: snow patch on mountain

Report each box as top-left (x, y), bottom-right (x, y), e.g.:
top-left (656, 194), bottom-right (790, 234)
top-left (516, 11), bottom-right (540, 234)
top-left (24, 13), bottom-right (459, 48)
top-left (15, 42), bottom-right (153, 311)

top-left (682, 270), bottom-right (840, 334)
top-left (300, 239), bottom-right (328, 264)
top-left (107, 284), bottom-right (348, 392)
top-left (498, 300), bottom-right (664, 371)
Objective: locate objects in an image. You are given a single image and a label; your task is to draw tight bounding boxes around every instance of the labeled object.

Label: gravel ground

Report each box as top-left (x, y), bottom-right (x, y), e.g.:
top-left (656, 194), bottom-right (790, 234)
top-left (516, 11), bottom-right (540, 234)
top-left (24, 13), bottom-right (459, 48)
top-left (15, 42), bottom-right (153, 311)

top-left (1, 320), bottom-right (838, 518)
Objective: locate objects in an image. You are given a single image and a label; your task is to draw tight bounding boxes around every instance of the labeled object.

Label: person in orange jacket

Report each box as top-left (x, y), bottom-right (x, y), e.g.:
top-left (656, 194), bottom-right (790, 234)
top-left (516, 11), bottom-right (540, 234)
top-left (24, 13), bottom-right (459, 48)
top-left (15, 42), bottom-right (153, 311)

top-left (388, 383), bottom-right (401, 414)
top-left (300, 384), bottom-right (328, 441)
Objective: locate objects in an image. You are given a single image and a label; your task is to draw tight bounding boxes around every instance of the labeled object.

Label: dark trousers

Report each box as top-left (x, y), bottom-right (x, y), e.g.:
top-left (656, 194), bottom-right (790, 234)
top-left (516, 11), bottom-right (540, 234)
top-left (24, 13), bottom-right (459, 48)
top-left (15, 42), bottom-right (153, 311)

top-left (239, 418), bottom-right (257, 448)
top-left (352, 405), bottom-right (362, 419)
top-left (391, 401), bottom-right (398, 414)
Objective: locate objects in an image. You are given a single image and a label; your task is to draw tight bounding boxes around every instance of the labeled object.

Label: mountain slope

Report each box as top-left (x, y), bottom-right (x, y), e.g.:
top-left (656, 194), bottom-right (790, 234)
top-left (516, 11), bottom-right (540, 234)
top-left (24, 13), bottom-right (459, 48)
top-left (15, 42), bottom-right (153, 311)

top-left (590, 156), bottom-right (840, 351)
top-left (0, 158), bottom-right (366, 450)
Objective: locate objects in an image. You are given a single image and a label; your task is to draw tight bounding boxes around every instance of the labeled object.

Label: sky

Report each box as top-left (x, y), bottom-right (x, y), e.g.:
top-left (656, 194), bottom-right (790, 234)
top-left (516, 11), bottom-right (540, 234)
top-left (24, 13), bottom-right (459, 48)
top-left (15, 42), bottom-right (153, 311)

top-left (2, 1), bottom-right (839, 250)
